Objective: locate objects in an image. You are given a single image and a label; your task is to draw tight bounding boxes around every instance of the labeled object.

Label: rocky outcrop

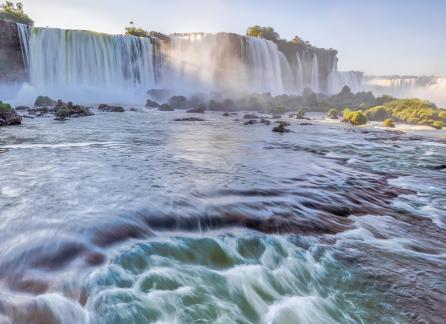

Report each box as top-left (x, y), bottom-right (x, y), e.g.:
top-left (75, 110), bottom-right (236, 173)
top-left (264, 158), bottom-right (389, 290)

top-left (0, 20), bottom-right (27, 83)
top-left (0, 108), bottom-right (22, 126)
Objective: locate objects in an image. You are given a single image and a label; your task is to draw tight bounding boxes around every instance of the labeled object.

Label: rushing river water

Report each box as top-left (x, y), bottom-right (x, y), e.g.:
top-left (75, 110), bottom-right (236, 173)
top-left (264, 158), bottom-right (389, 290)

top-left (0, 110), bottom-right (445, 323)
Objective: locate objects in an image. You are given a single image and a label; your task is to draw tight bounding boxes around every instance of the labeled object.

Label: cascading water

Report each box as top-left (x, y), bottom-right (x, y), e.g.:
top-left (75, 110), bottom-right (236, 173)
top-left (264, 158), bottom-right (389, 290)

top-left (18, 27), bottom-right (158, 103)
top-left (10, 24), bottom-right (363, 104)
top-left (310, 53), bottom-right (320, 93)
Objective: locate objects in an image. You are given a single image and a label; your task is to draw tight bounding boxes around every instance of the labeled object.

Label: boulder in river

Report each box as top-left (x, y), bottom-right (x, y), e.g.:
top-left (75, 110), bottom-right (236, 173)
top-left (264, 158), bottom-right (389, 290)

top-left (260, 118), bottom-right (271, 125)
top-left (98, 104), bottom-right (124, 112)
top-left (55, 102), bottom-right (93, 119)
top-left (222, 112), bottom-right (230, 116)
top-left (244, 119), bottom-right (258, 125)
top-left (145, 99), bottom-right (160, 108)
top-left (272, 121), bottom-right (290, 133)
top-left (0, 101), bottom-right (22, 126)
top-left (187, 106), bottom-right (206, 113)
top-left (243, 113), bottom-right (259, 119)
top-left (34, 96), bottom-right (56, 107)
top-left (158, 104), bottom-right (174, 111)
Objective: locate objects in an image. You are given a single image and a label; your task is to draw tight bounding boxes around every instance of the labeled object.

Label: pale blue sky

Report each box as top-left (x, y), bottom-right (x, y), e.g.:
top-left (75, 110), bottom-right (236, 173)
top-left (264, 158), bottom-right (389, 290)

top-left (19, 0), bottom-right (446, 75)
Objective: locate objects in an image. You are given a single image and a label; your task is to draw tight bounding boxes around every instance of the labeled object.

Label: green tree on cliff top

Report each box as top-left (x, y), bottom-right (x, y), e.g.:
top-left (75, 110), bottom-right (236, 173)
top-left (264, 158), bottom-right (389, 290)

top-left (125, 21), bottom-right (150, 37)
top-left (0, 1), bottom-right (34, 26)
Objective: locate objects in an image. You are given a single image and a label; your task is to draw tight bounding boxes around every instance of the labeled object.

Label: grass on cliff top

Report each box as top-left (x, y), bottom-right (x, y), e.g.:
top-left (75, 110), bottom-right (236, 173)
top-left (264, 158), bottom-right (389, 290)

top-left (0, 1), bottom-right (34, 26)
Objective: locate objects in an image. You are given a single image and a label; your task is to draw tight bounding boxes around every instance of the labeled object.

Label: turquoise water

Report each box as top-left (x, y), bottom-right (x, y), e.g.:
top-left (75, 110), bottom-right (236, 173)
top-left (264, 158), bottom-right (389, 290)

top-left (0, 111), bottom-right (445, 323)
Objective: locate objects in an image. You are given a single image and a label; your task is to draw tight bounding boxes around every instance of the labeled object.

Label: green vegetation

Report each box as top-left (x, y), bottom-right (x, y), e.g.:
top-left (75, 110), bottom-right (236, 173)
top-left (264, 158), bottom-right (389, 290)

top-left (363, 98), bottom-right (446, 129)
top-left (0, 1), bottom-right (33, 25)
top-left (327, 108), bottom-right (339, 119)
top-left (383, 118), bottom-right (395, 128)
top-left (296, 109), bottom-right (305, 119)
top-left (432, 121), bottom-right (444, 130)
top-left (343, 109), bottom-right (368, 125)
top-left (246, 26), bottom-right (280, 41)
top-left (125, 21), bottom-right (149, 37)
top-left (0, 100), bottom-right (12, 113)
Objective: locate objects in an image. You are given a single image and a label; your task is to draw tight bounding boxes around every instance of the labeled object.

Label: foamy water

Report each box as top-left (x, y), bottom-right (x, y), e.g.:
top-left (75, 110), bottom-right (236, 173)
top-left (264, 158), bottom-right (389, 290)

top-left (0, 111), bottom-right (445, 323)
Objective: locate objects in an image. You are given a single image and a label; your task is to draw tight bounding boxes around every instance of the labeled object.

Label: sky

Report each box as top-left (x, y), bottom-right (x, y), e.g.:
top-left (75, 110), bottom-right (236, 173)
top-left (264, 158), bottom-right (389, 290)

top-left (17, 0), bottom-right (446, 76)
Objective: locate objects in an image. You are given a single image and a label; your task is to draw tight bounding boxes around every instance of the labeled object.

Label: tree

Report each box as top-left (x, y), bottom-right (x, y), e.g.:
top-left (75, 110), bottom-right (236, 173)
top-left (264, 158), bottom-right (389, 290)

top-left (0, 1), bottom-right (34, 25)
top-left (246, 25), bottom-right (280, 41)
top-left (124, 21), bottom-right (149, 37)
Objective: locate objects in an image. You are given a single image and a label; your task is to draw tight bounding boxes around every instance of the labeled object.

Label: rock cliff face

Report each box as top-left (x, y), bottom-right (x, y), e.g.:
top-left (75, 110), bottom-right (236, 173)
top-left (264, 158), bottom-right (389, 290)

top-left (0, 20), bottom-right (26, 83)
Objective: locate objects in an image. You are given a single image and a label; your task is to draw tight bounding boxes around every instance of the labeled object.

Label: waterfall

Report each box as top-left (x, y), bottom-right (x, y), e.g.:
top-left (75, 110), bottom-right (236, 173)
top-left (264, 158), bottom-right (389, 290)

top-left (310, 53), bottom-right (319, 93)
top-left (16, 23), bottom-right (30, 73)
top-left (364, 76), bottom-right (446, 106)
top-left (10, 24), bottom-right (366, 104)
top-left (17, 27), bottom-right (157, 103)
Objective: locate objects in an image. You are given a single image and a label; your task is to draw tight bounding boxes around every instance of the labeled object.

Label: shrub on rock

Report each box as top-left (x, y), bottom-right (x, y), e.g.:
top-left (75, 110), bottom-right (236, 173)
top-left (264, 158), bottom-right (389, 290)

top-left (327, 108), bottom-right (339, 119)
top-left (383, 118), bottom-right (395, 128)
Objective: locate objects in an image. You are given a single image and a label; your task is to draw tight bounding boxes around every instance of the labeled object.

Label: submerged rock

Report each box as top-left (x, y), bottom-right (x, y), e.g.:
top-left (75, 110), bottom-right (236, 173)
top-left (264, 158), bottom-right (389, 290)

top-left (260, 118), bottom-right (271, 125)
top-left (187, 106), bottom-right (206, 113)
top-left (244, 119), bottom-right (258, 125)
top-left (243, 113), bottom-right (259, 119)
top-left (159, 104), bottom-right (174, 111)
top-left (34, 96), bottom-right (56, 107)
top-left (173, 117), bottom-right (205, 122)
top-left (98, 104), bottom-right (124, 112)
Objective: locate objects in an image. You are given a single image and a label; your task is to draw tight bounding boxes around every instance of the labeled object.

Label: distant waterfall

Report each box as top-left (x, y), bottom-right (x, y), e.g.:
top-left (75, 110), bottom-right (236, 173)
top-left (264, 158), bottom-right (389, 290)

top-left (364, 76), bottom-right (446, 106)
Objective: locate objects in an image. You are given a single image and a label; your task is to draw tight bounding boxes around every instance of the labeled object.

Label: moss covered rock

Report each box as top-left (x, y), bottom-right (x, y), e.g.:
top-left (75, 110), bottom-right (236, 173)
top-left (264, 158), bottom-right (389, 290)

top-left (383, 118), bottom-right (395, 128)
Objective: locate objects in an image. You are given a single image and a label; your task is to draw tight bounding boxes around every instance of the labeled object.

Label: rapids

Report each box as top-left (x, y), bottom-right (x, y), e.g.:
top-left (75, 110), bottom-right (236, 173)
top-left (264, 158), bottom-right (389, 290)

top-left (0, 111), bottom-right (445, 323)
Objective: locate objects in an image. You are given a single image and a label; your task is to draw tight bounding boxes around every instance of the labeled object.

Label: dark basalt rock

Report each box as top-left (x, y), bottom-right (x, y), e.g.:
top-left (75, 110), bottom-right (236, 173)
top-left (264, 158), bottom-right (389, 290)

top-left (173, 117), bottom-right (205, 122)
top-left (272, 121), bottom-right (290, 132)
top-left (260, 118), bottom-right (271, 125)
top-left (0, 109), bottom-right (22, 126)
top-left (55, 102), bottom-right (93, 119)
top-left (98, 104), bottom-right (124, 112)
top-left (243, 113), bottom-right (259, 119)
top-left (158, 104), bottom-right (174, 111)
top-left (15, 106), bottom-right (30, 111)
top-left (145, 99), bottom-right (160, 108)
top-left (34, 96), bottom-right (56, 107)
top-left (187, 106), bottom-right (206, 113)
top-left (222, 112), bottom-right (230, 116)
top-left (244, 119), bottom-right (258, 125)
top-left (0, 20), bottom-right (27, 83)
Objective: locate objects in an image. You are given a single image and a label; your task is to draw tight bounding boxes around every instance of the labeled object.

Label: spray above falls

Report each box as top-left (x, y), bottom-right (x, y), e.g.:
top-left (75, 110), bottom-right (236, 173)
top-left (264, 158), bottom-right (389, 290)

top-left (12, 24), bottom-right (362, 103)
